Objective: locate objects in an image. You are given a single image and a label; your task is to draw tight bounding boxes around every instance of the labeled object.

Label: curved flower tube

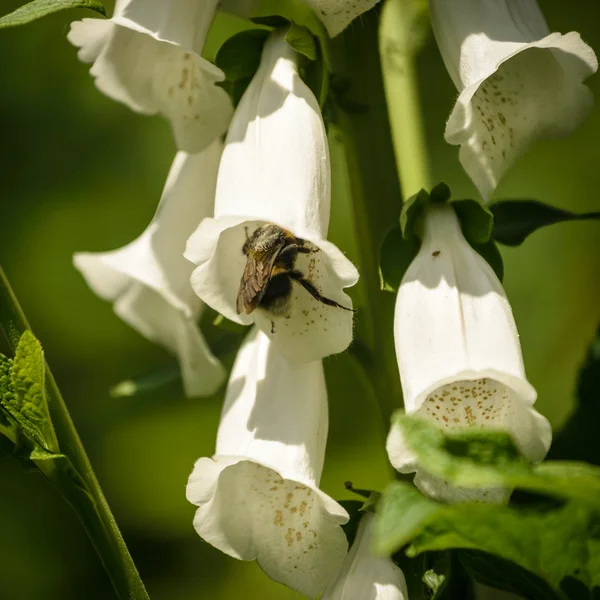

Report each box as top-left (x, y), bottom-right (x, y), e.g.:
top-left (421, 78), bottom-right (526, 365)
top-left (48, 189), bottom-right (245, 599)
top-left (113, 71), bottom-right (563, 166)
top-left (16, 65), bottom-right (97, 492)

top-left (186, 31), bottom-right (358, 363)
top-left (186, 327), bottom-right (348, 598)
top-left (68, 0), bottom-right (233, 152)
top-left (74, 141), bottom-right (225, 397)
top-left (386, 203), bottom-right (552, 502)
top-left (430, 0), bottom-right (598, 200)
top-left (322, 512), bottom-right (408, 600)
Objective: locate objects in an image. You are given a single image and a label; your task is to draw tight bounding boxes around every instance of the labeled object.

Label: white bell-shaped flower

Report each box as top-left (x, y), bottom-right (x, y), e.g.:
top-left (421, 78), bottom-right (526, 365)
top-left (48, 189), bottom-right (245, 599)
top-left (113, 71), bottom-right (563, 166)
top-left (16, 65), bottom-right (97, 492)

top-left (185, 31), bottom-right (358, 363)
top-left (186, 327), bottom-right (348, 598)
top-left (74, 141), bottom-right (225, 397)
top-left (68, 0), bottom-right (233, 152)
top-left (386, 202), bottom-right (552, 502)
top-left (430, 0), bottom-right (598, 200)
top-left (322, 512), bottom-right (408, 600)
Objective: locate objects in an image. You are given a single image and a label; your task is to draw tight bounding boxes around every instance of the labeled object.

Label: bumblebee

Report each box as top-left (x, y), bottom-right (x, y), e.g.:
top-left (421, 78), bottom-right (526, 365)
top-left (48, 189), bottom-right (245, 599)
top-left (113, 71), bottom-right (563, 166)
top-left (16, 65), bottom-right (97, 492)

top-left (236, 223), bottom-right (354, 318)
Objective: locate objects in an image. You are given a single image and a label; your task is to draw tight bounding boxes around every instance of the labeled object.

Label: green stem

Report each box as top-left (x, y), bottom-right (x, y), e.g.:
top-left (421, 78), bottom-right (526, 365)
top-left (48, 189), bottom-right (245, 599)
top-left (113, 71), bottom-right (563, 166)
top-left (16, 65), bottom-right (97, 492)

top-left (0, 267), bottom-right (149, 600)
top-left (380, 0), bottom-right (432, 199)
top-left (329, 13), bottom-right (405, 428)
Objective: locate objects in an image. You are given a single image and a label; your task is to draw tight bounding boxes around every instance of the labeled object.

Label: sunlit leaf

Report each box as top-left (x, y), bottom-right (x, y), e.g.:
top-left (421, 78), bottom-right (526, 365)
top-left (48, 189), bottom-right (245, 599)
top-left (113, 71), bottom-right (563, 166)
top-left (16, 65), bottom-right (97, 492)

top-left (0, 0), bottom-right (105, 29)
top-left (491, 199), bottom-right (600, 246)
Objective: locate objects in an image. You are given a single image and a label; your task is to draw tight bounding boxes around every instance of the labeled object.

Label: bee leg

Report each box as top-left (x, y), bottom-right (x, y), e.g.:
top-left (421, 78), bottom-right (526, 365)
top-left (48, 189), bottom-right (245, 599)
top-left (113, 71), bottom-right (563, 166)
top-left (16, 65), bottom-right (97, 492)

top-left (244, 226), bottom-right (250, 241)
top-left (289, 271), bottom-right (356, 312)
top-left (270, 320), bottom-right (276, 334)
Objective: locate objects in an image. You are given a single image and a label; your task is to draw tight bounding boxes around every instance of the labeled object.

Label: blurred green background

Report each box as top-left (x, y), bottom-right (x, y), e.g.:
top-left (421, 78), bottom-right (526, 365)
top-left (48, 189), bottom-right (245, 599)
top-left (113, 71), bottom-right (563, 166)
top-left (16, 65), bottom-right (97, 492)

top-left (0, 1), bottom-right (598, 598)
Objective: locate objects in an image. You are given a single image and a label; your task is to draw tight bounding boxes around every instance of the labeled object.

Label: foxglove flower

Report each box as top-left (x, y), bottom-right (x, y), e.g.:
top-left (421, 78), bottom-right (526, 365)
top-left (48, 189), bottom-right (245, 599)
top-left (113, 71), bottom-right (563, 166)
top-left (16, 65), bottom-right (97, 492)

top-left (186, 327), bottom-right (348, 597)
top-left (74, 142), bottom-right (225, 397)
top-left (186, 31), bottom-right (358, 363)
top-left (386, 203), bottom-right (552, 502)
top-left (322, 512), bottom-right (408, 600)
top-left (68, 0), bottom-right (233, 152)
top-left (430, 0), bottom-right (598, 200)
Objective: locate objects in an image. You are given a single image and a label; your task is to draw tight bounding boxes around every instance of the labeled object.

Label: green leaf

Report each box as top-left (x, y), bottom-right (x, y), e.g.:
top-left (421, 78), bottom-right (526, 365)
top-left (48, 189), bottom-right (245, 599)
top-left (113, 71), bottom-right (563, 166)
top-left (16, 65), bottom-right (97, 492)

top-left (549, 322), bottom-right (600, 465)
top-left (376, 481), bottom-right (600, 598)
top-left (233, 0), bottom-right (331, 107)
top-left (422, 552), bottom-right (475, 600)
top-left (2, 331), bottom-right (59, 453)
top-left (391, 415), bottom-right (600, 509)
top-left (458, 550), bottom-right (561, 600)
top-left (0, 0), bottom-right (105, 28)
top-left (490, 199), bottom-right (600, 246)
top-left (379, 224), bottom-right (421, 292)
top-left (451, 199), bottom-right (493, 245)
top-left (428, 182), bottom-right (452, 205)
top-left (400, 188), bottom-right (429, 239)
top-left (285, 22), bottom-right (317, 61)
top-left (470, 239), bottom-right (504, 282)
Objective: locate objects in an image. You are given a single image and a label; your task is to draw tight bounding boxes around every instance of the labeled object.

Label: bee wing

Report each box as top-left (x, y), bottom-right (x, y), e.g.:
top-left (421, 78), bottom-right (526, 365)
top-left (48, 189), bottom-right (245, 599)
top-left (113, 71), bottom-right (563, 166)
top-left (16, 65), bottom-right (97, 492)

top-left (236, 250), bottom-right (281, 315)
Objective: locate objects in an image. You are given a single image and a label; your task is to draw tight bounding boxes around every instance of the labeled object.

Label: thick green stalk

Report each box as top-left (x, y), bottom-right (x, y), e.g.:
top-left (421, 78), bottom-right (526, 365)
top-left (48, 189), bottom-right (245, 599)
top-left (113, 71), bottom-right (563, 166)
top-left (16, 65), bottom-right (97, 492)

top-left (380, 0), bottom-right (432, 199)
top-left (0, 267), bottom-right (149, 600)
top-left (329, 12), bottom-right (404, 427)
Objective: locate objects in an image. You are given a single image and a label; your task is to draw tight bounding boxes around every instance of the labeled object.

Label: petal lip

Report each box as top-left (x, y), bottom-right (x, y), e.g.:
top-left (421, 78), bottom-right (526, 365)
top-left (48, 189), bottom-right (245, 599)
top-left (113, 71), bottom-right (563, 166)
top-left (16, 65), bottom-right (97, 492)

top-left (187, 217), bottom-right (358, 362)
top-left (187, 455), bottom-right (349, 598)
top-left (431, 0), bottom-right (598, 200)
top-left (68, 1), bottom-right (232, 152)
top-left (446, 31), bottom-right (598, 144)
top-left (412, 368), bottom-right (537, 413)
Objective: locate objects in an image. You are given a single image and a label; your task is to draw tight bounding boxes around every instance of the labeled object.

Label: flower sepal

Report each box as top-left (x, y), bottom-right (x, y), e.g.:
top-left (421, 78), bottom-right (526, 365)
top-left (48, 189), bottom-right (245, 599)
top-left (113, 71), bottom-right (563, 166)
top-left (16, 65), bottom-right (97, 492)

top-left (380, 183), bottom-right (501, 292)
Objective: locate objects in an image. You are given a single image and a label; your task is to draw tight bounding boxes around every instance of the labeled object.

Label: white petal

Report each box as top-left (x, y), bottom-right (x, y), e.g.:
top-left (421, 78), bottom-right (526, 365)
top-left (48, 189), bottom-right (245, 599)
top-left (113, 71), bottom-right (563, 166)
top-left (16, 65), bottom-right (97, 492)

top-left (112, 0), bottom-right (218, 51)
top-left (186, 218), bottom-right (357, 362)
top-left (186, 328), bottom-right (348, 597)
top-left (430, 0), bottom-right (598, 200)
top-left (68, 0), bottom-right (232, 152)
top-left (213, 31), bottom-right (331, 238)
top-left (387, 203), bottom-right (551, 500)
top-left (323, 513), bottom-right (408, 600)
top-left (301, 0), bottom-right (381, 37)
top-left (74, 143), bottom-right (225, 397)
top-left (215, 327), bottom-right (328, 483)
top-left (185, 31), bottom-right (358, 361)
top-left (187, 457), bottom-right (348, 597)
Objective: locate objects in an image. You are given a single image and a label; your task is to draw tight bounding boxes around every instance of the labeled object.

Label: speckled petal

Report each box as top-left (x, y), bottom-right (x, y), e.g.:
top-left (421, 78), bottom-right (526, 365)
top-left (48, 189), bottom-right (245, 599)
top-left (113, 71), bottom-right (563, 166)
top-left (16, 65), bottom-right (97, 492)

top-left (186, 218), bottom-right (357, 362)
top-left (388, 203), bottom-right (551, 501)
top-left (430, 0), bottom-right (597, 200)
top-left (187, 458), bottom-right (348, 597)
top-left (68, 0), bottom-right (232, 152)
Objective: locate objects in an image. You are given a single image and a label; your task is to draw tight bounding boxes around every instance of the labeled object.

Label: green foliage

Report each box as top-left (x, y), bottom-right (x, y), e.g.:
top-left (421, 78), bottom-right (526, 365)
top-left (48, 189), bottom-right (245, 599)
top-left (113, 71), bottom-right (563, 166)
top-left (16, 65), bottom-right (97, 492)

top-left (0, 0), bottom-right (105, 28)
top-left (375, 417), bottom-right (600, 599)
top-left (380, 184), bottom-right (503, 290)
top-left (1, 331), bottom-right (60, 454)
top-left (285, 22), bottom-right (317, 61)
top-left (491, 199), bottom-right (600, 246)
top-left (549, 322), bottom-right (600, 465)
top-left (215, 28), bottom-right (270, 107)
